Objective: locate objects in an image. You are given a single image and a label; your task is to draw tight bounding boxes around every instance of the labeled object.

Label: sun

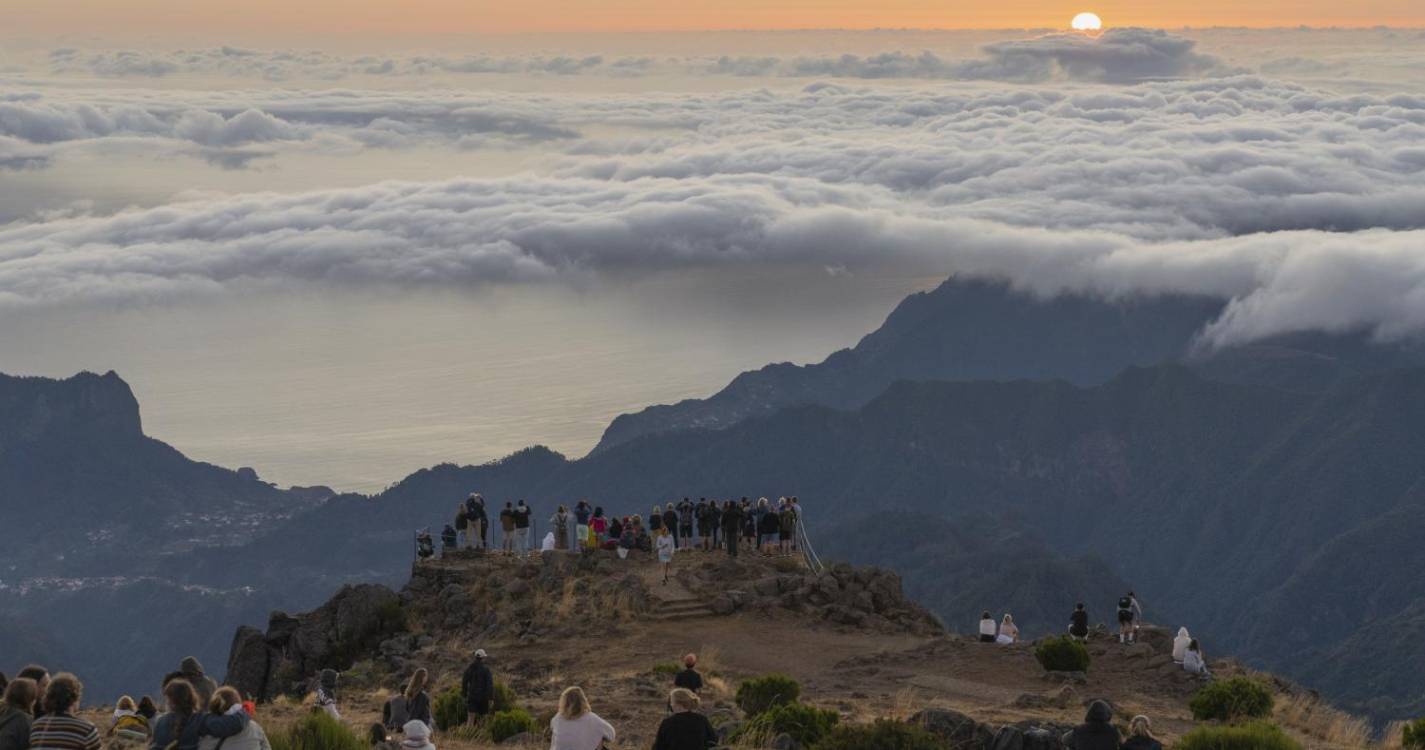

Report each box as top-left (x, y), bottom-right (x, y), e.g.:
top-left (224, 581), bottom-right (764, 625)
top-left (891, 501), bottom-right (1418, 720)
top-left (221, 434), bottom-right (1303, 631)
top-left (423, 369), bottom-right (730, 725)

top-left (1071, 11), bottom-right (1104, 31)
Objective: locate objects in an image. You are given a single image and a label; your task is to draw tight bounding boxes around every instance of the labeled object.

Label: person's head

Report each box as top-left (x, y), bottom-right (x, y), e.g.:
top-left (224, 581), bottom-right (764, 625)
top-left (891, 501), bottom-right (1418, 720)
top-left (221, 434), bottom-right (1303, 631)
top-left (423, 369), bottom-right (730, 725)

top-left (758, 497), bottom-right (768, 508)
top-left (401, 720), bottom-right (430, 746)
top-left (320, 669), bottom-right (339, 690)
top-left (1002, 614), bottom-right (1013, 623)
top-left (505, 501), bottom-right (512, 509)
top-left (17, 666), bottom-right (48, 697)
top-left (404, 669), bottom-right (428, 702)
top-left (44, 673), bottom-right (83, 715)
top-left (2, 677), bottom-right (38, 714)
top-left (653, 504), bottom-right (661, 513)
top-left (117, 695), bottom-right (137, 712)
top-left (682, 653), bottom-right (697, 669)
top-left (209, 686), bottom-right (242, 715)
top-left (1075, 603), bottom-right (1085, 611)
top-left (1188, 639), bottom-right (1200, 652)
top-left (1084, 699), bottom-right (1112, 724)
top-left (558, 504), bottom-right (567, 514)
top-left (558, 686), bottom-right (590, 720)
top-left (474, 648), bottom-right (488, 663)
top-left (367, 723), bottom-right (388, 747)
top-left (594, 506), bottom-right (603, 518)
top-left (669, 688), bottom-right (700, 713)
top-left (137, 696), bottom-right (158, 719)
top-left (1178, 626), bottom-right (1190, 637)
top-left (179, 656), bottom-right (205, 676)
top-left (163, 679), bottom-right (199, 716)
top-left (981, 611), bottom-right (992, 620)
top-left (1129, 715), bottom-right (1156, 739)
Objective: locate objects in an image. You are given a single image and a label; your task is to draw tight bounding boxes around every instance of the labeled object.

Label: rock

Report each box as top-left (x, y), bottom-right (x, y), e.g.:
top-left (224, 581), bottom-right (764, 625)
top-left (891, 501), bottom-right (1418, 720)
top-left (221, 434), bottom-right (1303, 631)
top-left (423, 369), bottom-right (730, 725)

top-left (1043, 671), bottom-right (1088, 685)
top-left (1123, 642), bottom-right (1154, 660)
top-left (754, 577), bottom-right (780, 596)
top-left (507, 579), bottom-right (531, 597)
top-left (993, 726), bottom-right (1027, 750)
top-left (499, 731), bottom-right (534, 745)
top-left (716, 721), bottom-right (745, 743)
top-left (910, 708), bottom-right (994, 749)
top-left (771, 733), bottom-right (800, 750)
top-left (1147, 654), bottom-right (1173, 669)
top-left (439, 583), bottom-right (464, 600)
top-left (225, 626), bottom-right (277, 700)
top-left (711, 596), bottom-right (736, 615)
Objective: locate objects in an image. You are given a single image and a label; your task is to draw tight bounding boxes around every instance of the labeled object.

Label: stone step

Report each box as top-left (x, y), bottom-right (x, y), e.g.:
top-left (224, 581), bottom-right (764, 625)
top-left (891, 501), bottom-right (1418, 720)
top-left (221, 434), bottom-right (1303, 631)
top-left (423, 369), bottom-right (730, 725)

top-left (648, 607), bottom-right (718, 621)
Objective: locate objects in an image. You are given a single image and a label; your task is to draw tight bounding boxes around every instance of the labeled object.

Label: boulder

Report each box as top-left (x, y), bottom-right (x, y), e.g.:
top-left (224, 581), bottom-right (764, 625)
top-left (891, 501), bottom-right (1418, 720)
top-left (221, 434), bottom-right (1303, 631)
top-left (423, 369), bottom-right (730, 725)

top-left (506, 579), bottom-right (532, 597)
top-left (225, 626), bottom-right (277, 700)
top-left (910, 708), bottom-right (994, 749)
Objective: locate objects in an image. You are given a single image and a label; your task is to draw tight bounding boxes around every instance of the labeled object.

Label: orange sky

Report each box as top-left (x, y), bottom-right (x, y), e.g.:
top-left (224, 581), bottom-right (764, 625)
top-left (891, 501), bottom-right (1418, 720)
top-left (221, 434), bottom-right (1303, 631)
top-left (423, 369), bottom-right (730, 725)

top-left (6, 0), bottom-right (1424, 35)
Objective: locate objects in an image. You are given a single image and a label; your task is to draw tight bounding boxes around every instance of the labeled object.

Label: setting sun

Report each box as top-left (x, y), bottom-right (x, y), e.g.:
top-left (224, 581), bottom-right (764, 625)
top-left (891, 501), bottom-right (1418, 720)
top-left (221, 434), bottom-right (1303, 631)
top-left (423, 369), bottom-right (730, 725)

top-left (1071, 11), bottom-right (1104, 30)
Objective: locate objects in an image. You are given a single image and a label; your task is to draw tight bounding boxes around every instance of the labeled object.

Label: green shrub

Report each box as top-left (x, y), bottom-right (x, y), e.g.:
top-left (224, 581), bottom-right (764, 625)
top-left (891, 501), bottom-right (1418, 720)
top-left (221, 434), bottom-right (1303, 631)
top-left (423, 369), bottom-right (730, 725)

top-left (1402, 718), bottom-right (1425, 748)
top-left (736, 674), bottom-right (802, 718)
top-left (268, 710), bottom-right (366, 750)
top-left (1189, 677), bottom-right (1274, 722)
top-left (432, 681), bottom-right (518, 731)
top-left (487, 709), bottom-right (536, 743)
top-left (1176, 721), bottom-right (1300, 750)
top-left (651, 662), bottom-right (681, 675)
top-left (1034, 636), bottom-right (1091, 673)
top-left (813, 719), bottom-right (947, 750)
top-left (737, 702), bottom-right (839, 747)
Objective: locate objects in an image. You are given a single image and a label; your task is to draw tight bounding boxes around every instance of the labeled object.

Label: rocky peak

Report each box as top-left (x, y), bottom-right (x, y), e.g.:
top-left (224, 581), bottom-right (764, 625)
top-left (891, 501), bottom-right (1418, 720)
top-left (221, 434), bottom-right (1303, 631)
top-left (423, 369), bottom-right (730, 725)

top-left (0, 370), bottom-right (143, 450)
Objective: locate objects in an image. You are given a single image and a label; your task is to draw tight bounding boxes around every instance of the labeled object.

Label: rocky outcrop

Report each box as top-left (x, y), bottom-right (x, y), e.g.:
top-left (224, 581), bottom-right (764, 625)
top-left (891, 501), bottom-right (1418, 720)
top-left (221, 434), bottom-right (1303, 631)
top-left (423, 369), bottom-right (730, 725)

top-left (224, 583), bottom-right (403, 700)
top-left (910, 708), bottom-right (1072, 750)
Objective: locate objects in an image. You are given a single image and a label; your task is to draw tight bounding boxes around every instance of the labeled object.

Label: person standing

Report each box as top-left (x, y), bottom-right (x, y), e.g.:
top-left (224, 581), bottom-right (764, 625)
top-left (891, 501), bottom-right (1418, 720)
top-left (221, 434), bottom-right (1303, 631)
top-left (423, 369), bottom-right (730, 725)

top-left (656, 527), bottom-right (675, 584)
top-left (499, 503), bottom-right (516, 554)
top-left (466, 495), bottom-right (489, 551)
top-left (673, 655), bottom-right (703, 694)
top-left (453, 504), bottom-right (469, 550)
top-left (677, 499), bottom-right (694, 550)
top-left (574, 501), bottom-right (592, 550)
top-left (461, 651), bottom-right (495, 727)
top-left (590, 507), bottom-right (608, 549)
top-left (315, 670), bottom-right (340, 720)
top-left (1117, 593), bottom-right (1137, 644)
top-left (649, 506), bottom-right (664, 534)
top-left (708, 500), bottom-right (722, 550)
top-left (176, 659), bottom-right (218, 707)
top-left (662, 505), bottom-right (679, 548)
top-left (1069, 603), bottom-right (1090, 641)
top-left (652, 689), bottom-right (716, 750)
top-left (721, 501), bottom-right (743, 558)
top-left (513, 501), bottom-right (532, 554)
top-left (548, 688), bottom-right (614, 750)
top-left (550, 506), bottom-right (572, 551)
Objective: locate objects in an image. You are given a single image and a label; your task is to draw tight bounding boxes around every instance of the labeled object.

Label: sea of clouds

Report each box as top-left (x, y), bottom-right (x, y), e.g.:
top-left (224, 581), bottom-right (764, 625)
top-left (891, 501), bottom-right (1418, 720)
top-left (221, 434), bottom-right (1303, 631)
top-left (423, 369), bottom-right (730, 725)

top-left (3, 28), bottom-right (1425, 348)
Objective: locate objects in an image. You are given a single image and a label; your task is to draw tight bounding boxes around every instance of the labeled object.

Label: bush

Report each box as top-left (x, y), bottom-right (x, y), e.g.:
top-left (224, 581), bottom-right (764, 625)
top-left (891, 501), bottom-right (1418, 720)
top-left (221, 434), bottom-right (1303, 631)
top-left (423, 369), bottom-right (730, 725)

top-left (738, 702), bottom-right (839, 747)
top-left (487, 709), bottom-right (535, 743)
top-left (814, 719), bottom-right (947, 750)
top-left (736, 674), bottom-right (802, 718)
top-left (1189, 677), bottom-right (1275, 722)
top-left (1034, 636), bottom-right (1091, 673)
top-left (432, 681), bottom-right (518, 731)
top-left (1402, 718), bottom-right (1425, 748)
top-left (268, 710), bottom-right (366, 750)
top-left (651, 662), bottom-right (681, 675)
top-left (1176, 722), bottom-right (1300, 750)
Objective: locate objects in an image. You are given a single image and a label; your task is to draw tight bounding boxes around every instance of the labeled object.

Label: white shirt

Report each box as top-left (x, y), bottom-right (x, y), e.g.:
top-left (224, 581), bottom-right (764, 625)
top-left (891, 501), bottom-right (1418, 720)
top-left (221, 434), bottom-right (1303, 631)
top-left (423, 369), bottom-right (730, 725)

top-left (979, 618), bottom-right (997, 636)
top-left (549, 712), bottom-right (615, 750)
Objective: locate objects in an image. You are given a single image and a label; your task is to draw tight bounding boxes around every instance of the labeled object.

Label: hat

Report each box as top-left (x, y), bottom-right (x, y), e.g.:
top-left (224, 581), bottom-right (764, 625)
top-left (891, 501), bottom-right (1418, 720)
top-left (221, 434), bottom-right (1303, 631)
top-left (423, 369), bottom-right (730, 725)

top-left (401, 721), bottom-right (431, 745)
top-left (475, 649), bottom-right (488, 659)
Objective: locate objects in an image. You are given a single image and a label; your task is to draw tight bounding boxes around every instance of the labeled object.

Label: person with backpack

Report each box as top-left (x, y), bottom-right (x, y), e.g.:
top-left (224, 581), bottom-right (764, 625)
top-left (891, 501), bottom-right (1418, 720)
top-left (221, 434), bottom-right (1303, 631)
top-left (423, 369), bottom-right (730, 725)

top-left (461, 650), bottom-right (495, 727)
top-left (197, 689), bottom-right (266, 750)
top-left (550, 506), bottom-right (572, 551)
top-left (652, 689), bottom-right (716, 750)
top-left (757, 499), bottom-right (780, 555)
top-left (440, 525), bottom-right (458, 554)
top-left (28, 675), bottom-right (100, 750)
top-left (1116, 593), bottom-right (1140, 644)
top-left (778, 501), bottom-right (796, 556)
top-left (1069, 603), bottom-right (1089, 641)
top-left (676, 499), bottom-right (694, 550)
top-left (513, 501), bottom-right (532, 554)
top-left (176, 659), bottom-right (218, 708)
top-left (1122, 716), bottom-right (1162, 750)
top-left (149, 679), bottom-right (249, 750)
top-left (740, 498), bottom-right (756, 550)
top-left (464, 494), bottom-right (488, 550)
top-left (1062, 700), bottom-right (1121, 750)
top-left (0, 677), bottom-right (37, 750)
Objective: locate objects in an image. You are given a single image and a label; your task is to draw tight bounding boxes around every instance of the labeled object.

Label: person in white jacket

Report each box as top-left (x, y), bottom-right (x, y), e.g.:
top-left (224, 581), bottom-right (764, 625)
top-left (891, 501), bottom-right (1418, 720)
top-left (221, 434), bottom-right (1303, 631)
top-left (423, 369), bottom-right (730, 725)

top-left (996, 614), bottom-right (1020, 644)
top-left (1172, 627), bottom-right (1192, 663)
top-left (198, 688), bottom-right (269, 750)
top-left (399, 721), bottom-right (435, 750)
top-left (978, 612), bottom-right (997, 643)
top-left (549, 687), bottom-right (615, 750)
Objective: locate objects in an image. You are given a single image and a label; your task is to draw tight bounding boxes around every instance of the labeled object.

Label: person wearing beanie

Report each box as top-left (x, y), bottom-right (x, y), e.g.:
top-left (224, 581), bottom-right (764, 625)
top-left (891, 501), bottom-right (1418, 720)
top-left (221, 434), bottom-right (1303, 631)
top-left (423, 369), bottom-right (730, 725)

top-left (177, 658), bottom-right (218, 706)
top-left (399, 722), bottom-right (434, 750)
top-left (1062, 700), bottom-right (1121, 750)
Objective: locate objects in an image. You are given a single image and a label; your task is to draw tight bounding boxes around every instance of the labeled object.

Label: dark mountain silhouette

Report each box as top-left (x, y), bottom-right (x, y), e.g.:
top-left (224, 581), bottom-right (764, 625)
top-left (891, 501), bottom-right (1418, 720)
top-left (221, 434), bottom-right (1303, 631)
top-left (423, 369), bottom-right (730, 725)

top-left (593, 278), bottom-right (1425, 453)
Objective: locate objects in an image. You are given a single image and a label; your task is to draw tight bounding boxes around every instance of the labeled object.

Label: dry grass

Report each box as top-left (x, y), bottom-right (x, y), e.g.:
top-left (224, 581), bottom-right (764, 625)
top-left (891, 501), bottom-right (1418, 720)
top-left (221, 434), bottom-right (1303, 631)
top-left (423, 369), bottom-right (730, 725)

top-left (1378, 722), bottom-right (1407, 750)
top-left (1274, 692), bottom-right (1373, 749)
top-left (890, 686), bottom-right (922, 722)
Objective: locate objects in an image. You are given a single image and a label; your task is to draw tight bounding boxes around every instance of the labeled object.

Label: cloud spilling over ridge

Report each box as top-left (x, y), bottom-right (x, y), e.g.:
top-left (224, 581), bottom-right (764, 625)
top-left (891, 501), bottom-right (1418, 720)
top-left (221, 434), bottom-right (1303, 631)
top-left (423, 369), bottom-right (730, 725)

top-left (4, 170), bottom-right (1425, 348)
top-left (35, 29), bottom-right (1225, 84)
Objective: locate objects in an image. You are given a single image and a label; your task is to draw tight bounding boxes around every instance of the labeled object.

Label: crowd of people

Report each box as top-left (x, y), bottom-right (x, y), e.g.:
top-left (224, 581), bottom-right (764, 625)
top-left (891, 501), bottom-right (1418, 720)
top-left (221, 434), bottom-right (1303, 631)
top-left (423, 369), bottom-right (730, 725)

top-left (418, 493), bottom-right (806, 567)
top-left (976, 591), bottom-right (1212, 679)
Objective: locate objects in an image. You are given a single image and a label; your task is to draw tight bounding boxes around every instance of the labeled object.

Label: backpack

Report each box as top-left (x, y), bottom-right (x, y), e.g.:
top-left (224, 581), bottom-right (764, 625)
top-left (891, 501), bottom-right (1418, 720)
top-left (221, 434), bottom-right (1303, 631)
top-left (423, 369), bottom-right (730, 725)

top-left (555, 514), bottom-right (569, 534)
top-left (1118, 597), bottom-right (1132, 611)
top-left (417, 533), bottom-right (434, 558)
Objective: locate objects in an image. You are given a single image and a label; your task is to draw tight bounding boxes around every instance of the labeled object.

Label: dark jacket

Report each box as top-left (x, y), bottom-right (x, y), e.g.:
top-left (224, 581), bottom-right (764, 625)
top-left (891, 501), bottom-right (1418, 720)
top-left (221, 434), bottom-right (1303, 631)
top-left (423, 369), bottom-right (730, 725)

top-left (1063, 701), bottom-right (1121, 750)
top-left (662, 510), bottom-right (678, 531)
top-left (407, 692), bottom-right (432, 727)
top-left (721, 506), bottom-right (743, 533)
top-left (652, 711), bottom-right (717, 750)
top-left (1122, 737), bottom-right (1162, 750)
top-left (454, 510), bottom-right (469, 531)
top-left (149, 711), bottom-right (249, 750)
top-left (0, 706), bottom-right (33, 750)
top-left (178, 658), bottom-right (219, 706)
top-left (673, 669), bottom-right (703, 693)
top-left (461, 661), bottom-right (495, 712)
top-left (1070, 610), bottom-right (1089, 636)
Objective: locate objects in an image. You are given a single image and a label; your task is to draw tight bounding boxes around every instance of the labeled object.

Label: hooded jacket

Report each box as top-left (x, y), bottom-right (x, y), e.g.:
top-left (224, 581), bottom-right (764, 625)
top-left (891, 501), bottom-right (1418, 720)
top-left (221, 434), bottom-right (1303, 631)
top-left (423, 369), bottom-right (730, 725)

top-left (1063, 701), bottom-right (1121, 750)
top-left (1172, 628), bottom-right (1191, 662)
top-left (0, 705), bottom-right (33, 750)
top-left (178, 658), bottom-right (219, 706)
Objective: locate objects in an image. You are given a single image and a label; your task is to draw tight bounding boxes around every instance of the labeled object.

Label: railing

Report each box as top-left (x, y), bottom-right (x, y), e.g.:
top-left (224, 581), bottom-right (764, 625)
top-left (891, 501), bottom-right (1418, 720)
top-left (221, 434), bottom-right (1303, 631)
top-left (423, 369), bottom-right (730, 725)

top-left (795, 514), bottom-right (824, 575)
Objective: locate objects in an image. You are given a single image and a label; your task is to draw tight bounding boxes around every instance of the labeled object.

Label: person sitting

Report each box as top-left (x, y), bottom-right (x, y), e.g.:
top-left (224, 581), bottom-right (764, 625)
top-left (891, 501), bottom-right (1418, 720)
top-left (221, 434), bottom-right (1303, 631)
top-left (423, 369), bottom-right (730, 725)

top-left (399, 722), bottom-right (434, 750)
top-left (315, 670), bottom-right (340, 720)
top-left (673, 654), bottom-right (703, 694)
top-left (197, 689), bottom-right (268, 750)
top-left (415, 530), bottom-right (435, 560)
top-left (548, 687), bottom-right (614, 750)
top-left (366, 724), bottom-right (400, 750)
top-left (0, 677), bottom-right (38, 750)
top-left (440, 525), bottom-right (458, 553)
top-left (1122, 715), bottom-right (1162, 750)
top-left (28, 674), bottom-right (101, 750)
top-left (110, 696), bottom-right (150, 743)
top-left (1069, 603), bottom-right (1090, 641)
top-left (1172, 627), bottom-right (1191, 663)
top-left (1062, 700), bottom-right (1121, 750)
top-left (149, 679), bottom-right (250, 750)
top-left (653, 689), bottom-right (716, 750)
top-left (136, 698), bottom-right (158, 722)
top-left (996, 614), bottom-right (1020, 644)
top-left (1182, 640), bottom-right (1211, 677)
top-left (978, 612), bottom-right (997, 643)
